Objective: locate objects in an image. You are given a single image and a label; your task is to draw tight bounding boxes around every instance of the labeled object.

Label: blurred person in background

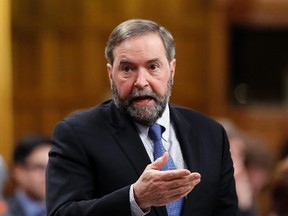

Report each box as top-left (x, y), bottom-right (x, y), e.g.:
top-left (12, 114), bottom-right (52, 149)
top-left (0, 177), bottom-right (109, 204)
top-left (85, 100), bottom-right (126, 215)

top-left (217, 118), bottom-right (272, 216)
top-left (6, 135), bottom-right (51, 216)
top-left (243, 136), bottom-right (273, 201)
top-left (0, 155), bottom-right (9, 216)
top-left (269, 158), bottom-right (288, 216)
top-left (217, 119), bottom-right (254, 216)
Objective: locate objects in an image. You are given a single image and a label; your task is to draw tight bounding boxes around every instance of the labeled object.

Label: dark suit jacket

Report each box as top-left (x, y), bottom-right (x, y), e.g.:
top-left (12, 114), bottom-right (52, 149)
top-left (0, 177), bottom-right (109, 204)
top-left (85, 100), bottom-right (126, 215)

top-left (46, 100), bottom-right (238, 216)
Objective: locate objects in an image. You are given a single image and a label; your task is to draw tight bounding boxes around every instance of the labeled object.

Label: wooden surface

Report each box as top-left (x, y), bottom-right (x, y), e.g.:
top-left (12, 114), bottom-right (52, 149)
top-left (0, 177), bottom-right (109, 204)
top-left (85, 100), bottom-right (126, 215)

top-left (10, 0), bottom-right (288, 167)
top-left (2, 0), bottom-right (288, 214)
top-left (0, 0), bottom-right (13, 163)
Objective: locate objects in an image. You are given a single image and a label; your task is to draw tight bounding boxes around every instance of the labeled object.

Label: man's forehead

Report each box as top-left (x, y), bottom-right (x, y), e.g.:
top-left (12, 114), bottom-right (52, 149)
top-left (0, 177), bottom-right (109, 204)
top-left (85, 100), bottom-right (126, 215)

top-left (114, 36), bottom-right (166, 60)
top-left (115, 33), bottom-right (165, 50)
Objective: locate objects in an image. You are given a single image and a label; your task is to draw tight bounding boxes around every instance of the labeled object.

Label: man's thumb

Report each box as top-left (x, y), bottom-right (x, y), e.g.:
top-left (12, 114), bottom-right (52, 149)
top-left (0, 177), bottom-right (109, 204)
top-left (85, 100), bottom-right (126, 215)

top-left (149, 152), bottom-right (169, 170)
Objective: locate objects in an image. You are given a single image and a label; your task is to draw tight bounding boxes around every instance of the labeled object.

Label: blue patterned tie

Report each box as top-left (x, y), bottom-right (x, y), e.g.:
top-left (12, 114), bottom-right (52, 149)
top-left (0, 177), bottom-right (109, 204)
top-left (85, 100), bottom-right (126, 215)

top-left (149, 124), bottom-right (184, 216)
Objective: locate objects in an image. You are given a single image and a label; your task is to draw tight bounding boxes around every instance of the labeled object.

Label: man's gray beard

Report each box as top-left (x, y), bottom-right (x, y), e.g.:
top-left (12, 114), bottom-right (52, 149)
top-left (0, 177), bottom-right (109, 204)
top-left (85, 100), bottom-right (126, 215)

top-left (112, 78), bottom-right (173, 127)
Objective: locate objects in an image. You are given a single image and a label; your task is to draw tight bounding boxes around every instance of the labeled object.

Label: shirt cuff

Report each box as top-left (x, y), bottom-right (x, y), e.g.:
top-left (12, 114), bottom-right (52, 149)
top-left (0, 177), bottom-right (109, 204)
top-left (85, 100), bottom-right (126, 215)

top-left (130, 184), bottom-right (151, 216)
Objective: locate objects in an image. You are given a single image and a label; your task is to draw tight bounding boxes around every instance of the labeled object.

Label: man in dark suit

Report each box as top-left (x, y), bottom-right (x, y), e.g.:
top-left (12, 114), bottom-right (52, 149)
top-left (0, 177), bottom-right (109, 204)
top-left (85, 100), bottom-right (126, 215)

top-left (46, 19), bottom-right (238, 216)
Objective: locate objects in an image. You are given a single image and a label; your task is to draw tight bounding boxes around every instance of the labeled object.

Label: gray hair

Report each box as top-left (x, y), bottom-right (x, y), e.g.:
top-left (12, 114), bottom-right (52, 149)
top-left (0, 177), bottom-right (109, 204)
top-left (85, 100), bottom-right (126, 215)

top-left (105, 19), bottom-right (175, 65)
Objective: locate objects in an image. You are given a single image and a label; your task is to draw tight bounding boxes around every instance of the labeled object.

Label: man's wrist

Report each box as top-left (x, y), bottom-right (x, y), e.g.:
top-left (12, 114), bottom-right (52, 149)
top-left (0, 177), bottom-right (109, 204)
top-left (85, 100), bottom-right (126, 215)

top-left (130, 184), bottom-right (150, 215)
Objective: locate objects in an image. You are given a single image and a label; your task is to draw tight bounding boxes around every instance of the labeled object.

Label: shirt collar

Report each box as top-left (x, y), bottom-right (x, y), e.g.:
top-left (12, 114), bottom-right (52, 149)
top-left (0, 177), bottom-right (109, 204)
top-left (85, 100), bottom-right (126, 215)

top-left (155, 104), bottom-right (170, 142)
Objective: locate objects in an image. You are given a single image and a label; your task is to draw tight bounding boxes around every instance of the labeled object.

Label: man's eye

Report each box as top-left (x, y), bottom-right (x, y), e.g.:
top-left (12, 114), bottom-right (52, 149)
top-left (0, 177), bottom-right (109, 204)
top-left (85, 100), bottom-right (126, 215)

top-left (150, 64), bottom-right (159, 71)
top-left (122, 66), bottom-right (131, 72)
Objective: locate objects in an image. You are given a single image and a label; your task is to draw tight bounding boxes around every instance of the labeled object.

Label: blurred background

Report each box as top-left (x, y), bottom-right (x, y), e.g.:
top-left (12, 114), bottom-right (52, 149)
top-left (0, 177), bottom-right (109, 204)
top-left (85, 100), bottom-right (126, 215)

top-left (0, 0), bottom-right (287, 215)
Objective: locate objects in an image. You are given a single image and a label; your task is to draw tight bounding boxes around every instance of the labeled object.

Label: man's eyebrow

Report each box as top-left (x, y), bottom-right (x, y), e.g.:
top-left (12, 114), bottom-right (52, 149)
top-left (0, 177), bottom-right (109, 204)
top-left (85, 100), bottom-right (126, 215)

top-left (146, 58), bottom-right (163, 66)
top-left (119, 60), bottom-right (132, 64)
top-left (147, 58), bottom-right (161, 63)
top-left (118, 58), bottom-right (161, 65)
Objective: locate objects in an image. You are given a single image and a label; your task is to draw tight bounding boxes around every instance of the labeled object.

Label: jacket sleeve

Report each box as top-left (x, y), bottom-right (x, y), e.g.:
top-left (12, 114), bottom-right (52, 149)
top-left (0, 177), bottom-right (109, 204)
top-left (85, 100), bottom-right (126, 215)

top-left (46, 120), bottom-right (131, 216)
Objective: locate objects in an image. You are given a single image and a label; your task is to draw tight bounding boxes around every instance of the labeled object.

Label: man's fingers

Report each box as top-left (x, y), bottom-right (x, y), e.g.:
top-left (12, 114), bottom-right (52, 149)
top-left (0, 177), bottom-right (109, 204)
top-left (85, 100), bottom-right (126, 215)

top-left (164, 172), bottom-right (201, 191)
top-left (151, 174), bottom-right (202, 206)
top-left (161, 169), bottom-right (192, 181)
top-left (162, 173), bottom-right (201, 201)
top-left (161, 170), bottom-right (201, 182)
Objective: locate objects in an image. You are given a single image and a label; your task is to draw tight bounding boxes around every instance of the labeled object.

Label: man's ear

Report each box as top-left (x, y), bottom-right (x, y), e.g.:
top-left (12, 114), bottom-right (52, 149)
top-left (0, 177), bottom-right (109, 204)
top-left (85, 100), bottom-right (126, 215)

top-left (107, 63), bottom-right (113, 89)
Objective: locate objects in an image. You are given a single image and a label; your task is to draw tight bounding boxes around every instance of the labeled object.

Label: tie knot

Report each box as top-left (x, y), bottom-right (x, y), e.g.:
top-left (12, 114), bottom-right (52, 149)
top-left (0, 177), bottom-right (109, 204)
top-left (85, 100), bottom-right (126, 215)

top-left (148, 124), bottom-right (163, 142)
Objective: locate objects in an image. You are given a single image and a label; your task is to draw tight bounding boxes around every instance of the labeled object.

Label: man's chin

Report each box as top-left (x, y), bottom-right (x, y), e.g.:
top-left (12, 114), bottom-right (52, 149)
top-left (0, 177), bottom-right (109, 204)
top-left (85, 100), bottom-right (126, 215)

top-left (129, 106), bottom-right (153, 118)
top-left (127, 106), bottom-right (158, 126)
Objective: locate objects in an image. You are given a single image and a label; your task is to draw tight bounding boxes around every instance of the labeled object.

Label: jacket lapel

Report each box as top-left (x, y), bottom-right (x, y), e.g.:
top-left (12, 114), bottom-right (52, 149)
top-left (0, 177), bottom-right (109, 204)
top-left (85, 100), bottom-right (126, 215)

top-left (109, 102), bottom-right (151, 177)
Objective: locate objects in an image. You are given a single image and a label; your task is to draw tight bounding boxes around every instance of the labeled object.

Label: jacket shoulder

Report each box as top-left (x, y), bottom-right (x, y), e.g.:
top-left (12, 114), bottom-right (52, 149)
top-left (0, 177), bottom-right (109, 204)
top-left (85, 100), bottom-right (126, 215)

top-left (61, 100), bottom-right (112, 126)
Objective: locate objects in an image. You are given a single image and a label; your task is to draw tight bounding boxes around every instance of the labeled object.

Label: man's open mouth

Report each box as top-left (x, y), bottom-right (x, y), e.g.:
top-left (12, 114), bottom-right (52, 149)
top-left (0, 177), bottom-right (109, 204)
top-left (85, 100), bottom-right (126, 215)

top-left (133, 96), bottom-right (154, 102)
top-left (131, 95), bottom-right (156, 106)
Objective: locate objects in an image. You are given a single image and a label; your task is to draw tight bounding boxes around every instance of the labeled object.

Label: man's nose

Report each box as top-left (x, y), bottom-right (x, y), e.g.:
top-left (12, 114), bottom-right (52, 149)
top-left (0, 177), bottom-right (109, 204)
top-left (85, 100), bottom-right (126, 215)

top-left (134, 69), bottom-right (149, 89)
